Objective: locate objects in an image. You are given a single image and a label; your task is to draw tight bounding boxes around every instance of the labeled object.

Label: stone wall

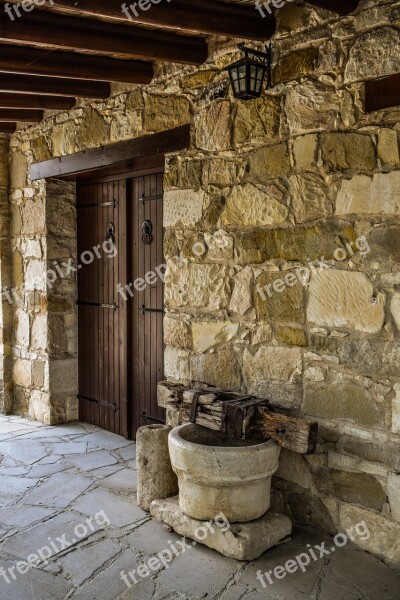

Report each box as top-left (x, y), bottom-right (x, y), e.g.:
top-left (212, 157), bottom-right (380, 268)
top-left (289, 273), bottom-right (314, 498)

top-left (2, 0), bottom-right (400, 564)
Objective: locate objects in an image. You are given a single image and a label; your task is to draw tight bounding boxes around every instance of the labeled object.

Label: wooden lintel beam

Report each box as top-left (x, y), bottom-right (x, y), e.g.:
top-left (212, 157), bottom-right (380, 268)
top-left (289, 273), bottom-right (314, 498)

top-left (158, 382), bottom-right (318, 455)
top-left (364, 74), bottom-right (400, 113)
top-left (305, 0), bottom-right (360, 16)
top-left (0, 11), bottom-right (208, 65)
top-left (30, 124), bottom-right (191, 180)
top-left (20, 0), bottom-right (275, 40)
top-left (0, 108), bottom-right (43, 122)
top-left (0, 122), bottom-right (16, 133)
top-left (0, 44), bottom-right (153, 84)
top-left (0, 92), bottom-right (75, 110)
top-left (0, 73), bottom-right (110, 98)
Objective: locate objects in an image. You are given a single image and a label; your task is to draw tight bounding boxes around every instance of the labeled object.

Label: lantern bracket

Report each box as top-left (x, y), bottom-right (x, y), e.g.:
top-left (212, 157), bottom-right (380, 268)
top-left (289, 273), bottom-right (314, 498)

top-left (237, 43), bottom-right (272, 89)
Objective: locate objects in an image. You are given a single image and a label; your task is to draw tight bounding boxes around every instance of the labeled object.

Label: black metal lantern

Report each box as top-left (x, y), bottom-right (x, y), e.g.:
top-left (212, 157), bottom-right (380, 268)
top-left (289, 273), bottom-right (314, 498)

top-left (227, 43), bottom-right (271, 100)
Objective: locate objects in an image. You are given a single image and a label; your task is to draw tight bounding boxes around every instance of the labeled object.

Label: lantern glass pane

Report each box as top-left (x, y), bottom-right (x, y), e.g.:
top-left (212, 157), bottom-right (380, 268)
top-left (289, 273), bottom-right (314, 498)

top-left (230, 68), bottom-right (238, 81)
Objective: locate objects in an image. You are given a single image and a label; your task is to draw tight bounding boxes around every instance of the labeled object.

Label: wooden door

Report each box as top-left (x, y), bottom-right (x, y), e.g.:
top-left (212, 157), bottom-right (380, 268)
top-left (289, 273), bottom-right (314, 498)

top-left (77, 179), bottom-right (128, 437)
top-left (130, 172), bottom-right (165, 435)
top-left (76, 167), bottom-right (165, 439)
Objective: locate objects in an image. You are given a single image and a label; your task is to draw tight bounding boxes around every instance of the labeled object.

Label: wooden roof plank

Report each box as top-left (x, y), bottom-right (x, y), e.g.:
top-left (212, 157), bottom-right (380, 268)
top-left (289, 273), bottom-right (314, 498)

top-left (0, 72), bottom-right (110, 98)
top-left (0, 92), bottom-right (76, 110)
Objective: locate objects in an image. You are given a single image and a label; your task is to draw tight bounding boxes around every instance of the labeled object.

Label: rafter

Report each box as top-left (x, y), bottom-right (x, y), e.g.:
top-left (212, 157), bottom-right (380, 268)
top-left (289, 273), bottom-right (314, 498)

top-left (0, 108), bottom-right (43, 122)
top-left (0, 44), bottom-right (153, 84)
top-left (11, 0), bottom-right (275, 40)
top-left (0, 122), bottom-right (16, 133)
top-left (0, 73), bottom-right (110, 98)
top-left (0, 10), bottom-right (208, 65)
top-left (0, 93), bottom-right (76, 110)
top-left (305, 0), bottom-right (360, 16)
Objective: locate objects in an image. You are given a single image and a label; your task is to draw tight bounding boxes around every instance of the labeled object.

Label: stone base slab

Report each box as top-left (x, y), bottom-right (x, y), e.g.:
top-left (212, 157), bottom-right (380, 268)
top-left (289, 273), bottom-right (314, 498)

top-left (150, 496), bottom-right (292, 561)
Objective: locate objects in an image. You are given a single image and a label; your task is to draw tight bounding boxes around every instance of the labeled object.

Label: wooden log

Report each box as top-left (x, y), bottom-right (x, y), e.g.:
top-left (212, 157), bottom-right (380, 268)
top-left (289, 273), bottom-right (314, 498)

top-left (158, 381), bottom-right (317, 455)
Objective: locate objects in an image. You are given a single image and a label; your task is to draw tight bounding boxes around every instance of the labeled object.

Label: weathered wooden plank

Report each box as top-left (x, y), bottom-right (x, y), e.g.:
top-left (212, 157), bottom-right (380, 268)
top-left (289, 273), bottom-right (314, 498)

top-left (158, 381), bottom-right (318, 454)
top-left (364, 74), bottom-right (400, 113)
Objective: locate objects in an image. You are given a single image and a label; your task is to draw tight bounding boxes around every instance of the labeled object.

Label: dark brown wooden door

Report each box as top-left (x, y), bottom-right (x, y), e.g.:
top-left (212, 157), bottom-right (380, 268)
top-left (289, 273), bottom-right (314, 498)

top-left (77, 168), bottom-right (165, 439)
top-left (130, 172), bottom-right (165, 435)
top-left (77, 179), bottom-right (128, 437)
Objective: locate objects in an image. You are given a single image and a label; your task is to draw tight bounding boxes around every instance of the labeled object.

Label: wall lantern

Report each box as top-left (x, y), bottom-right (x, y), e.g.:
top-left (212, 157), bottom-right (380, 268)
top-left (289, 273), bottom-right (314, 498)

top-left (227, 43), bottom-right (272, 100)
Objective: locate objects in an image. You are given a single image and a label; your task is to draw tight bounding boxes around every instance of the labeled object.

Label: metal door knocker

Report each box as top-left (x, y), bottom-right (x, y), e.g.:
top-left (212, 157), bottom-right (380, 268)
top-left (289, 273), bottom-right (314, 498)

top-left (142, 220), bottom-right (153, 245)
top-left (106, 222), bottom-right (115, 245)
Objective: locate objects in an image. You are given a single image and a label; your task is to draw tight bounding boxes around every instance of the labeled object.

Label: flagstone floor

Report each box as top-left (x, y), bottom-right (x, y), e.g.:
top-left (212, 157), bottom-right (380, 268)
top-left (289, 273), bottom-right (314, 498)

top-left (0, 414), bottom-right (399, 600)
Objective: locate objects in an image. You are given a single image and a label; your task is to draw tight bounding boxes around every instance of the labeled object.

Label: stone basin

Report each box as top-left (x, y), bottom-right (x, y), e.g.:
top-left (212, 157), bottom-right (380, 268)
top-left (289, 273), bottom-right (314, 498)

top-left (168, 423), bottom-right (281, 523)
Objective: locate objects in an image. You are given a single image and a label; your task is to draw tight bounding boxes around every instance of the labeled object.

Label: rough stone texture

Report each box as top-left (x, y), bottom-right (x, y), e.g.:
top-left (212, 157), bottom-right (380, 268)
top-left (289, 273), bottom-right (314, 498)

top-left (150, 496), bottom-right (292, 561)
top-left (307, 271), bottom-right (385, 334)
top-left (136, 425), bottom-right (178, 511)
top-left (2, 0), bottom-right (400, 566)
top-left (303, 383), bottom-right (382, 428)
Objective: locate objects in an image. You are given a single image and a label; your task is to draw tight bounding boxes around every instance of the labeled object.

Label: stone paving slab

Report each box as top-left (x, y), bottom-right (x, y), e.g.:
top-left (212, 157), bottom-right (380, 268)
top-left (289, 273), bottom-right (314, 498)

top-left (0, 414), bottom-right (400, 600)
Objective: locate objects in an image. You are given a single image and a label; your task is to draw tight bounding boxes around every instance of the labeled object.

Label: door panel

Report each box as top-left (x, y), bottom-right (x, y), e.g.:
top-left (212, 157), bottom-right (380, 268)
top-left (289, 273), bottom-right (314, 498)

top-left (131, 173), bottom-right (165, 435)
top-left (77, 169), bottom-right (165, 439)
top-left (77, 179), bottom-right (128, 437)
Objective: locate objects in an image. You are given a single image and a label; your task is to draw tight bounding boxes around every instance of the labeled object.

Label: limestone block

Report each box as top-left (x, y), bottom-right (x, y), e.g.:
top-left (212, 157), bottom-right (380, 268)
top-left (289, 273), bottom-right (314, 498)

top-left (336, 172), bottom-right (400, 216)
top-left (307, 271), bottom-right (385, 334)
top-left (31, 313), bottom-right (47, 351)
top-left (144, 94), bottom-right (190, 132)
top-left (243, 345), bottom-right (302, 401)
top-left (192, 321), bottom-right (238, 353)
top-left (49, 359), bottom-right (78, 395)
top-left (10, 152), bottom-right (28, 189)
top-left (22, 198), bottom-right (46, 238)
top-left (164, 347), bottom-right (190, 382)
top-left (284, 81), bottom-right (342, 135)
top-left (51, 123), bottom-right (78, 157)
top-left (345, 28), bottom-right (400, 83)
top-left (274, 47), bottom-right (319, 84)
top-left (388, 474), bottom-right (400, 523)
top-left (339, 504), bottom-right (400, 564)
top-left (220, 184), bottom-right (288, 227)
top-left (233, 96), bottom-right (280, 145)
top-left (247, 143), bottom-right (291, 185)
top-left (182, 69), bottom-right (217, 89)
top-left (136, 425), bottom-right (178, 511)
top-left (25, 260), bottom-right (46, 291)
top-left (293, 134), bottom-right (317, 169)
top-left (378, 129), bottom-right (399, 165)
top-left (304, 366), bottom-right (325, 382)
top-left (392, 384), bottom-right (400, 434)
top-left (289, 173), bottom-right (332, 223)
top-left (165, 262), bottom-right (232, 311)
top-left (150, 496), bottom-right (292, 561)
top-left (15, 312), bottom-right (30, 349)
top-left (303, 383), bottom-right (381, 428)
top-left (315, 468), bottom-right (385, 511)
top-left (391, 294), bottom-right (400, 330)
top-left (29, 390), bottom-right (51, 424)
top-left (195, 101), bottom-right (231, 151)
top-left (190, 346), bottom-right (242, 391)
top-left (255, 270), bottom-right (304, 324)
top-left (338, 437), bottom-right (400, 472)
top-left (164, 189), bottom-right (204, 227)
top-left (287, 493), bottom-right (336, 535)
top-left (164, 317), bottom-right (192, 350)
top-left (229, 267), bottom-right (253, 316)
top-left (275, 326), bottom-right (307, 346)
top-left (275, 449), bottom-right (314, 489)
top-left (321, 133), bottom-right (375, 171)
top-left (203, 159), bottom-right (237, 187)
top-left (13, 358), bottom-right (32, 388)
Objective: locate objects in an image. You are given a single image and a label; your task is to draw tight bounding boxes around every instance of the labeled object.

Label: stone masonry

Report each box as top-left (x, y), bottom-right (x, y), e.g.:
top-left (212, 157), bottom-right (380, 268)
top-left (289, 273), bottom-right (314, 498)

top-left (0, 0), bottom-right (399, 565)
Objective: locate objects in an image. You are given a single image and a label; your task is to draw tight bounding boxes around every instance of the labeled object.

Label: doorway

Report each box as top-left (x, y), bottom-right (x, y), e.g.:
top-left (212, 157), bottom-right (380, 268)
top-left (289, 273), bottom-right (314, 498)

top-left (76, 162), bottom-right (165, 439)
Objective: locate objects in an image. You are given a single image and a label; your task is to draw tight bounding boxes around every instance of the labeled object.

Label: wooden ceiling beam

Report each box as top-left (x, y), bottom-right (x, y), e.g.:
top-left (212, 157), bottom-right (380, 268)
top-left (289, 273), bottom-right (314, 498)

top-left (0, 10), bottom-right (208, 65)
top-left (364, 74), bottom-right (400, 113)
top-left (305, 0), bottom-right (360, 16)
top-left (0, 44), bottom-right (153, 84)
top-left (16, 0), bottom-right (275, 40)
top-left (0, 73), bottom-right (110, 98)
top-left (0, 108), bottom-right (43, 122)
top-left (0, 122), bottom-right (16, 133)
top-left (0, 92), bottom-right (76, 110)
